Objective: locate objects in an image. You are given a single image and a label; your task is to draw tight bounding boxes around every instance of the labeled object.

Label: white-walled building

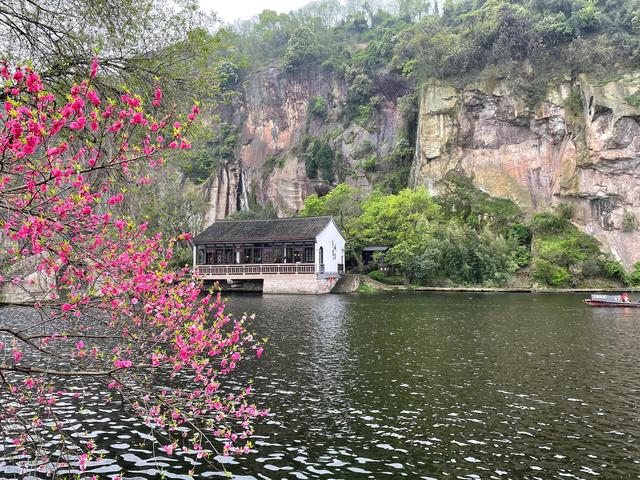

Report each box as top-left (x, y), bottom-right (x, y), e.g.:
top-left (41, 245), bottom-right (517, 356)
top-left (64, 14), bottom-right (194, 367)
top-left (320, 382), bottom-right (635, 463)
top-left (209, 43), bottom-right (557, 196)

top-left (192, 216), bottom-right (345, 294)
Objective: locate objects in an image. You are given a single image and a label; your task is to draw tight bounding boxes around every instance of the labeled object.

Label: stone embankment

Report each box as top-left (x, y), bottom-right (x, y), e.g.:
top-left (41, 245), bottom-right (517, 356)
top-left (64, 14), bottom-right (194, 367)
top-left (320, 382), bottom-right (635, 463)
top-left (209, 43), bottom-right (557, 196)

top-left (331, 274), bottom-right (361, 293)
top-left (0, 257), bottom-right (52, 305)
top-left (331, 274), bottom-right (394, 293)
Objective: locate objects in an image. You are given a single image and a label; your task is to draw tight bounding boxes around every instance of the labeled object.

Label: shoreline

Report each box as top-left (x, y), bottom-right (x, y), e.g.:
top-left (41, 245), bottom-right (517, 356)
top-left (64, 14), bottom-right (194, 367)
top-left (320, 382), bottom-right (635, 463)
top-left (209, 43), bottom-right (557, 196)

top-left (371, 286), bottom-right (640, 294)
top-left (353, 274), bottom-right (638, 294)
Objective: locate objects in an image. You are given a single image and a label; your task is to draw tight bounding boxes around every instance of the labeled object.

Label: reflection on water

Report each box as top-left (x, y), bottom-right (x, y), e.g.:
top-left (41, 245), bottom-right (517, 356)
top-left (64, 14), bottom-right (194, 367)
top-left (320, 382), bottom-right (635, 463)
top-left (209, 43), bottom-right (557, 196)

top-left (3, 292), bottom-right (640, 478)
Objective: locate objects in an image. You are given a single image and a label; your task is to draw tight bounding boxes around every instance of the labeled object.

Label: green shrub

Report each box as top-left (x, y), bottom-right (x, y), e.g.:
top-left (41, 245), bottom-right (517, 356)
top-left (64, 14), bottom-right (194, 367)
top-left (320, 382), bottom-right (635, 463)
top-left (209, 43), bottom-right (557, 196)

top-left (623, 210), bottom-right (637, 232)
top-left (357, 283), bottom-right (376, 293)
top-left (302, 136), bottom-right (334, 182)
top-left (347, 72), bottom-right (375, 107)
top-left (436, 172), bottom-right (524, 234)
top-left (380, 274), bottom-right (405, 285)
top-left (580, 256), bottom-right (603, 278)
top-left (625, 94), bottom-right (640, 108)
top-left (603, 260), bottom-right (626, 282)
top-left (368, 270), bottom-right (385, 282)
top-left (538, 237), bottom-right (587, 267)
top-left (507, 222), bottom-right (532, 246)
top-left (263, 155), bottom-right (284, 180)
top-left (630, 262), bottom-right (640, 286)
top-left (557, 203), bottom-right (575, 219)
top-left (535, 11), bottom-right (575, 47)
top-left (531, 212), bottom-right (569, 235)
top-left (353, 104), bottom-right (373, 126)
top-left (532, 258), bottom-right (570, 287)
top-left (379, 167), bottom-right (410, 194)
top-left (362, 154), bottom-right (377, 173)
top-left (316, 142), bottom-right (335, 182)
top-left (304, 154), bottom-right (318, 179)
top-left (569, 1), bottom-right (602, 33)
top-left (367, 270), bottom-right (405, 285)
top-left (564, 88), bottom-right (583, 118)
top-left (355, 140), bottom-right (375, 158)
top-left (310, 96), bottom-right (328, 118)
top-left (513, 245), bottom-right (532, 267)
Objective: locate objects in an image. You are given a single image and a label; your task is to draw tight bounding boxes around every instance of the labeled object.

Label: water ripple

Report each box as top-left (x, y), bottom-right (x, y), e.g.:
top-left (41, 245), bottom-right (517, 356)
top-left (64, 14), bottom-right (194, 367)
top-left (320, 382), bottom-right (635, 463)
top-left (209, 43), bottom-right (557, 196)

top-left (2, 293), bottom-right (640, 478)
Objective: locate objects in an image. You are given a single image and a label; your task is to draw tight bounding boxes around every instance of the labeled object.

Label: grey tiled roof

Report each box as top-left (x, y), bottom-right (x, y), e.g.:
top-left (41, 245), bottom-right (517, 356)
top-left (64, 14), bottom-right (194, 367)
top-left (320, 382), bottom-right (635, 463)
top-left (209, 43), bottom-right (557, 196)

top-left (193, 216), bottom-right (334, 243)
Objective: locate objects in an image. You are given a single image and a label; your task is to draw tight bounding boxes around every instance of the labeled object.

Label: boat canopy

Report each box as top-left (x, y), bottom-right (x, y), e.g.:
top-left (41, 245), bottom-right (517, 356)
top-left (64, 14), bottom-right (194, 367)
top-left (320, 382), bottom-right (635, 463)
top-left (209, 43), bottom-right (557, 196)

top-left (590, 294), bottom-right (622, 302)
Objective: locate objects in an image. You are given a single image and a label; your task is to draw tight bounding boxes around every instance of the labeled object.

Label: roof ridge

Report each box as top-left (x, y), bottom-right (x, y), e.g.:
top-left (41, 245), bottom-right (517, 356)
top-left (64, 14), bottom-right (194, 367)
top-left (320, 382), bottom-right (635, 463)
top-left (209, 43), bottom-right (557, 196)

top-left (215, 215), bottom-right (331, 223)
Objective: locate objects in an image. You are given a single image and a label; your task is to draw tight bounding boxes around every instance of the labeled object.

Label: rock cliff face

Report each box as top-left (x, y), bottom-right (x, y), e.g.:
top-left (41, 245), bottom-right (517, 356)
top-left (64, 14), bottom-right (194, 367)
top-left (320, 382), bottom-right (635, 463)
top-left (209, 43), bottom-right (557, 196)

top-left (201, 65), bottom-right (407, 223)
top-left (410, 73), bottom-right (640, 268)
top-left (201, 64), bottom-right (640, 268)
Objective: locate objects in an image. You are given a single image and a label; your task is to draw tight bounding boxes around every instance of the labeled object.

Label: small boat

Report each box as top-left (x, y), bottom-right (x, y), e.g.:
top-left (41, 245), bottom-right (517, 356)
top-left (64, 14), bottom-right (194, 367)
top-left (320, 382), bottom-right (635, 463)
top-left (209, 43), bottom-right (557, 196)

top-left (585, 294), bottom-right (640, 307)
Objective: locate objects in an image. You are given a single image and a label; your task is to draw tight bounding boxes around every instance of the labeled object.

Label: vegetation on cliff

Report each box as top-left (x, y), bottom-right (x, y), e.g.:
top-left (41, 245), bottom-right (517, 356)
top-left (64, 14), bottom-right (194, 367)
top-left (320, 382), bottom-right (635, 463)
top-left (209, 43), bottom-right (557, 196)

top-left (230, 0), bottom-right (639, 109)
top-left (208, 0), bottom-right (640, 210)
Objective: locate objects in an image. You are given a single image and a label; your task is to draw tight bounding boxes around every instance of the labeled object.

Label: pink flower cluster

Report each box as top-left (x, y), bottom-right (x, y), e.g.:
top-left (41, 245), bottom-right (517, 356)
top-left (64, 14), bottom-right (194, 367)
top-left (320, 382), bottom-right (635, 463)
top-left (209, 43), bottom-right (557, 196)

top-left (0, 59), bottom-right (266, 472)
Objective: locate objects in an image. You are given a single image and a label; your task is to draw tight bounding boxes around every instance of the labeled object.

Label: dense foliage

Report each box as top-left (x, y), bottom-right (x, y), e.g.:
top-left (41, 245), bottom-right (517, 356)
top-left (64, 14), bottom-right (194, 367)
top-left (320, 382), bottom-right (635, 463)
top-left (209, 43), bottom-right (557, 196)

top-left (229, 0), bottom-right (640, 107)
top-left (0, 0), bottom-right (249, 257)
top-left (300, 180), bottom-right (628, 287)
top-left (530, 210), bottom-right (627, 287)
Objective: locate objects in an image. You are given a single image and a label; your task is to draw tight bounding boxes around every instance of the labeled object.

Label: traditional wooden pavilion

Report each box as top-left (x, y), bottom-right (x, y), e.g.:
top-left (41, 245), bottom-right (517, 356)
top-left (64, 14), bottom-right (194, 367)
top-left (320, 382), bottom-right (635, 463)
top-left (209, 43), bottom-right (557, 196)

top-left (192, 216), bottom-right (345, 294)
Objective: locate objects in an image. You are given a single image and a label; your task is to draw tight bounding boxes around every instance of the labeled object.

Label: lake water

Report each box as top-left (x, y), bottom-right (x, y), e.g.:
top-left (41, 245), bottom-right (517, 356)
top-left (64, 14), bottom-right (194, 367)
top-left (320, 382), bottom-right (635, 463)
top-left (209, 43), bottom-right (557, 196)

top-left (2, 292), bottom-right (640, 479)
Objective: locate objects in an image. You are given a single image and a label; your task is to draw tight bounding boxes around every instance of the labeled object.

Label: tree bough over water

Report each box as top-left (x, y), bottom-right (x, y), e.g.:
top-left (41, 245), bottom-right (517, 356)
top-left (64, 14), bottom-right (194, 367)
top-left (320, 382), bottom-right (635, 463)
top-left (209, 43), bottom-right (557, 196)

top-left (0, 61), bottom-right (266, 477)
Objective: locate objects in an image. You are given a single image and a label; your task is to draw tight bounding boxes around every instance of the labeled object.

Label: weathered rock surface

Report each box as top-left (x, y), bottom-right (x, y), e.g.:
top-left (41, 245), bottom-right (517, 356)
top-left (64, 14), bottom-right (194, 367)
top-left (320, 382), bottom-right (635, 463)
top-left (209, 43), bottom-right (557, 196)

top-left (200, 63), bottom-right (640, 268)
top-left (410, 73), bottom-right (640, 268)
top-left (201, 66), bottom-right (407, 219)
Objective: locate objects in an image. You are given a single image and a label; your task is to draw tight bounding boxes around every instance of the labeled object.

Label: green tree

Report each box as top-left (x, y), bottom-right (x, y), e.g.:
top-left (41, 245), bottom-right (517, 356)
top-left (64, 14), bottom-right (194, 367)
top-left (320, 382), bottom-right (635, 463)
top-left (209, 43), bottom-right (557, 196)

top-left (436, 172), bottom-right (523, 234)
top-left (283, 27), bottom-right (318, 70)
top-left (310, 96), bottom-right (328, 117)
top-left (0, 0), bottom-right (232, 106)
top-left (316, 142), bottom-right (335, 182)
top-left (355, 187), bottom-right (441, 282)
top-left (299, 184), bottom-right (367, 269)
top-left (408, 222), bottom-right (519, 286)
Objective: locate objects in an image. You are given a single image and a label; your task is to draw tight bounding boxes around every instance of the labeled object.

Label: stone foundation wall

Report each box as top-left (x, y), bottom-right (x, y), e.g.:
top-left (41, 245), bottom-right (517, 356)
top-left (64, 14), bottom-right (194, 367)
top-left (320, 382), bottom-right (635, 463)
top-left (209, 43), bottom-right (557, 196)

top-left (263, 275), bottom-right (339, 294)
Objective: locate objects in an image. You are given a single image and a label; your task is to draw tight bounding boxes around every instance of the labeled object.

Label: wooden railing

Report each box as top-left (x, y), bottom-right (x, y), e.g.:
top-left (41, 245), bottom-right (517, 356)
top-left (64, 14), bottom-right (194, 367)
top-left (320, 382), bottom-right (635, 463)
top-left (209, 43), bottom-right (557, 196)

top-left (195, 263), bottom-right (316, 277)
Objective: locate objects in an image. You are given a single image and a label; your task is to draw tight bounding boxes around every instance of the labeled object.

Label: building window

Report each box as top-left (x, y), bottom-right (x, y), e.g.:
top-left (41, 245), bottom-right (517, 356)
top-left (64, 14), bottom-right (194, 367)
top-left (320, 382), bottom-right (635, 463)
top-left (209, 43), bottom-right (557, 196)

top-left (254, 248), bottom-right (262, 263)
top-left (215, 249), bottom-right (223, 264)
top-left (285, 246), bottom-right (293, 263)
top-left (304, 247), bottom-right (314, 263)
top-left (243, 248), bottom-right (253, 264)
top-left (263, 248), bottom-right (273, 263)
top-left (224, 248), bottom-right (233, 264)
top-left (319, 246), bottom-right (324, 265)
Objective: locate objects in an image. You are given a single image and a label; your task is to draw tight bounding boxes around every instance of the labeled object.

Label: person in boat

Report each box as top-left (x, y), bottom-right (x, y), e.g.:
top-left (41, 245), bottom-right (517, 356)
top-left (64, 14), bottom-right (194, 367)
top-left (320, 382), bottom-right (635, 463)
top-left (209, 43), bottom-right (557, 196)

top-left (622, 292), bottom-right (630, 303)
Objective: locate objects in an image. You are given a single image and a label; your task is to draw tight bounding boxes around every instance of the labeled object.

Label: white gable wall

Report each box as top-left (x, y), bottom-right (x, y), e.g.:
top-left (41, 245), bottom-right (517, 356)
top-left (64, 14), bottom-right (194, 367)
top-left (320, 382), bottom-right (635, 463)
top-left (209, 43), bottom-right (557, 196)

top-left (314, 220), bottom-right (345, 275)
